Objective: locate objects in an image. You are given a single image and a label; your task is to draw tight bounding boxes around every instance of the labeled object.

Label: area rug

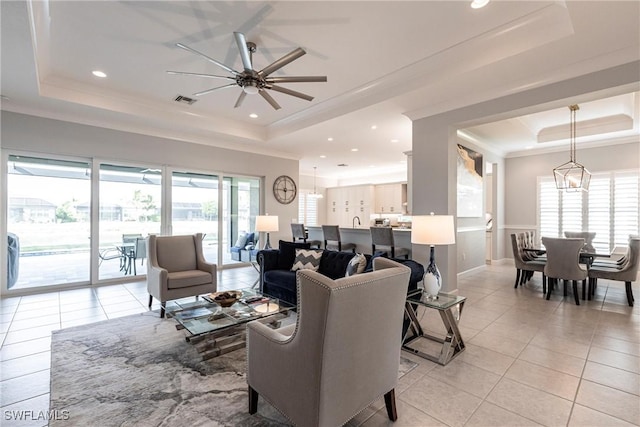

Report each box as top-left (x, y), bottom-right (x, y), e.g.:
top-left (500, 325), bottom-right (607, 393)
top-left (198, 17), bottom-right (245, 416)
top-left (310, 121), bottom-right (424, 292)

top-left (50, 312), bottom-right (418, 426)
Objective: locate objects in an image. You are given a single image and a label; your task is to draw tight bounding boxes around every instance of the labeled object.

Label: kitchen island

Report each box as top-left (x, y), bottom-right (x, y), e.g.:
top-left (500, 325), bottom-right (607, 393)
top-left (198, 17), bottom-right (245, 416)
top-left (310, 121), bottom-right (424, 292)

top-left (307, 226), bottom-right (412, 255)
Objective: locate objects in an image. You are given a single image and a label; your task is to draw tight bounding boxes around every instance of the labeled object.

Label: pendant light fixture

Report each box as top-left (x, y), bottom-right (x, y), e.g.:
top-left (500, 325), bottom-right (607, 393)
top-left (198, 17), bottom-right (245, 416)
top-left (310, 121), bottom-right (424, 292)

top-left (309, 166), bottom-right (323, 199)
top-left (553, 104), bottom-right (591, 192)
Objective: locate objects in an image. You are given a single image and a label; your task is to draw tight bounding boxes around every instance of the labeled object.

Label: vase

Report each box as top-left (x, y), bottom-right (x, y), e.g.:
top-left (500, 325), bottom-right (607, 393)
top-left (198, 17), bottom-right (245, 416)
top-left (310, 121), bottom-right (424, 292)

top-left (423, 245), bottom-right (441, 299)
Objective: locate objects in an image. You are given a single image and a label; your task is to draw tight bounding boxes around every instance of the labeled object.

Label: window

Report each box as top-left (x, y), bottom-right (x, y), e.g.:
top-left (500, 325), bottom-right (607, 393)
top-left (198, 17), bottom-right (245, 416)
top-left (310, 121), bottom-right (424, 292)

top-left (538, 170), bottom-right (639, 252)
top-left (298, 192), bottom-right (319, 226)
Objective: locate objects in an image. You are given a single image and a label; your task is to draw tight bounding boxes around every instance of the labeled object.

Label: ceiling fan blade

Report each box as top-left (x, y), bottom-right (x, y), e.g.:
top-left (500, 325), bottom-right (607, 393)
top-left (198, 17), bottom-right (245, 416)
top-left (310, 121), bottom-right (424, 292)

top-left (259, 89), bottom-right (281, 110)
top-left (233, 32), bottom-right (253, 72)
top-left (193, 83), bottom-right (237, 97)
top-left (167, 71), bottom-right (235, 81)
top-left (268, 85), bottom-right (314, 101)
top-left (175, 43), bottom-right (239, 76)
top-left (234, 91), bottom-right (247, 108)
top-left (265, 76), bottom-right (327, 83)
top-left (258, 48), bottom-right (306, 77)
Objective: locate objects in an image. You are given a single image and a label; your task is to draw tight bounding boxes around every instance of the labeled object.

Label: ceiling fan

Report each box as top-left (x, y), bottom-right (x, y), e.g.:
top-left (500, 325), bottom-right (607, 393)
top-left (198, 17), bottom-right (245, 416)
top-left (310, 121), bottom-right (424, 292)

top-left (167, 32), bottom-right (327, 110)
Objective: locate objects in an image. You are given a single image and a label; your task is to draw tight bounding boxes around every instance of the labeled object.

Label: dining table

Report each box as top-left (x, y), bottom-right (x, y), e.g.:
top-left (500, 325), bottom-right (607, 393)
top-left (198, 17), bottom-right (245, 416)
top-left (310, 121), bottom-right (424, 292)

top-left (523, 247), bottom-right (610, 300)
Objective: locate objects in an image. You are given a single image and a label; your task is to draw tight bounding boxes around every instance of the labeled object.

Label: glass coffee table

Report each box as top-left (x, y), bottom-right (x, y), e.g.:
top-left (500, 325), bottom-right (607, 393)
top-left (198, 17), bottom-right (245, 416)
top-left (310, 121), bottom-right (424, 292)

top-left (167, 288), bottom-right (295, 359)
top-left (402, 289), bottom-right (466, 365)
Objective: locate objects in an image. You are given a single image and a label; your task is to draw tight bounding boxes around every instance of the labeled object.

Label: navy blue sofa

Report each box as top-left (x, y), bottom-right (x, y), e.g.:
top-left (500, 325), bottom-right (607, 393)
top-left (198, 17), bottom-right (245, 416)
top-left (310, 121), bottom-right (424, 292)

top-left (258, 240), bottom-right (424, 306)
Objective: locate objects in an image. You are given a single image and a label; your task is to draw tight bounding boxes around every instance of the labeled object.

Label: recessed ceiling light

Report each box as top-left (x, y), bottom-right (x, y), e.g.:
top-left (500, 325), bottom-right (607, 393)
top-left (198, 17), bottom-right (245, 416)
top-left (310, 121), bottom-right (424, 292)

top-left (351, 148), bottom-right (359, 152)
top-left (92, 70), bottom-right (107, 78)
top-left (370, 125), bottom-right (377, 130)
top-left (320, 155), bottom-right (326, 158)
top-left (249, 113), bottom-right (258, 118)
top-left (470, 0), bottom-right (489, 9)
top-left (327, 137), bottom-right (333, 141)
top-left (390, 139), bottom-right (399, 143)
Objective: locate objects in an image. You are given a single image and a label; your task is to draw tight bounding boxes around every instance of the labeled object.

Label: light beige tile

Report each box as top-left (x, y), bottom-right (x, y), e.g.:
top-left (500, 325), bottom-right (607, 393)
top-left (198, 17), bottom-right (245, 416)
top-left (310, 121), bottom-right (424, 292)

top-left (468, 330), bottom-right (528, 358)
top-left (596, 324), bottom-right (640, 344)
top-left (481, 321), bottom-right (539, 343)
top-left (457, 343), bottom-right (516, 376)
top-left (504, 359), bottom-right (580, 400)
top-left (569, 404), bottom-right (638, 427)
top-left (529, 332), bottom-right (590, 359)
top-left (582, 361), bottom-right (640, 396)
top-left (486, 378), bottom-right (572, 426)
top-left (588, 346), bottom-right (640, 374)
top-left (518, 344), bottom-right (586, 377)
top-left (466, 401), bottom-right (543, 427)
top-left (427, 358), bottom-right (501, 399)
top-left (401, 376), bottom-right (482, 427)
top-left (576, 380), bottom-right (640, 425)
top-left (358, 398), bottom-right (447, 427)
top-left (541, 322), bottom-right (595, 345)
top-left (592, 334), bottom-right (640, 357)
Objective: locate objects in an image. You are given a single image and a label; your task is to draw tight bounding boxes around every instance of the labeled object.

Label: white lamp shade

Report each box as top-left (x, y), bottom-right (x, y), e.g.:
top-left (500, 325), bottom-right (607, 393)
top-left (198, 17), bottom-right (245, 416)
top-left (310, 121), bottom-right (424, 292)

top-left (411, 215), bottom-right (456, 245)
top-left (255, 215), bottom-right (279, 232)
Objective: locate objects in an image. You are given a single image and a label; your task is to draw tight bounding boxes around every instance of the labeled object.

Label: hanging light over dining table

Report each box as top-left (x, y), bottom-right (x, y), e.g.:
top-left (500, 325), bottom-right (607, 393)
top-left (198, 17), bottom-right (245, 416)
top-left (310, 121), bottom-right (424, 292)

top-left (553, 104), bottom-right (591, 192)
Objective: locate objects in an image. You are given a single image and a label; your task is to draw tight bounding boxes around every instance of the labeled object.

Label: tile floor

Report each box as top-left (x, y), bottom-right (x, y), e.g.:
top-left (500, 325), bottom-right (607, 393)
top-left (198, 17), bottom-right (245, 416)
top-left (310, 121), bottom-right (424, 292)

top-left (0, 263), bottom-right (638, 426)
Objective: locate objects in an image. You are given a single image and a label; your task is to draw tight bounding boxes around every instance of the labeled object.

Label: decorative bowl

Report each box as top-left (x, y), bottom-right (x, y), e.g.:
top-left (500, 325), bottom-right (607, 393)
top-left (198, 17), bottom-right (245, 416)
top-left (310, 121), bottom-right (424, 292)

top-left (209, 290), bottom-right (242, 307)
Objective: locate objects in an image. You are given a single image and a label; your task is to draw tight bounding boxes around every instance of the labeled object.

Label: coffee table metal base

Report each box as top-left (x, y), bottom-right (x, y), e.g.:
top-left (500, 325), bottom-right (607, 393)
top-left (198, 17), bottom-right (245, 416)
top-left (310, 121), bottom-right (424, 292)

top-left (402, 296), bottom-right (466, 365)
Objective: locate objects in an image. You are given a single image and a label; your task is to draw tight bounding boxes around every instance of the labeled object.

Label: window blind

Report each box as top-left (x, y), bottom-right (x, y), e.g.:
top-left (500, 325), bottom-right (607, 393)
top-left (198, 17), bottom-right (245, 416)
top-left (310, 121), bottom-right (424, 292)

top-left (538, 170), bottom-right (639, 252)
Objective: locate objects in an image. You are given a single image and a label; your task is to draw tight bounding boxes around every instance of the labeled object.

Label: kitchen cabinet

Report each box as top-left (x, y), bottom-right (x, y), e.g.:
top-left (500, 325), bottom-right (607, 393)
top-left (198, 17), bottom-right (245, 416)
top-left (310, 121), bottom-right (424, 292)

top-left (374, 183), bottom-right (407, 214)
top-left (326, 185), bottom-right (374, 227)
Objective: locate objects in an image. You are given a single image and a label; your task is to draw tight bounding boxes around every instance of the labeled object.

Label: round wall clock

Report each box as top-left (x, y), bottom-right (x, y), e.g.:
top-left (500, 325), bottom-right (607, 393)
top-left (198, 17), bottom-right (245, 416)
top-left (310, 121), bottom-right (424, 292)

top-left (273, 175), bottom-right (297, 204)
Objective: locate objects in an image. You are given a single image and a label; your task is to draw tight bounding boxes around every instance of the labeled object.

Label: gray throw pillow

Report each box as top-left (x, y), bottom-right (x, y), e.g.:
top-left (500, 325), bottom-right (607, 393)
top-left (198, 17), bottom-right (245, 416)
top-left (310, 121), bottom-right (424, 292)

top-left (234, 234), bottom-right (248, 248)
top-left (291, 249), bottom-right (323, 272)
top-left (345, 253), bottom-right (367, 277)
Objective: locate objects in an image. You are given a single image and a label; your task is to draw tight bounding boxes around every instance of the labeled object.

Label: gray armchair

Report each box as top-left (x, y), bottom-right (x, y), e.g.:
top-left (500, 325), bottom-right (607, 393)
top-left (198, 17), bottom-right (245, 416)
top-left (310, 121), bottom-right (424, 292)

top-left (542, 237), bottom-right (587, 305)
top-left (247, 257), bottom-right (411, 426)
top-left (146, 233), bottom-right (217, 317)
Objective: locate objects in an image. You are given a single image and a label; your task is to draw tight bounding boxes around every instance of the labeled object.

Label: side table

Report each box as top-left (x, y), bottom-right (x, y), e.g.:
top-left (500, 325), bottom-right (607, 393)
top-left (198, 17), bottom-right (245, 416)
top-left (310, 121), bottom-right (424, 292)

top-left (402, 290), bottom-right (466, 365)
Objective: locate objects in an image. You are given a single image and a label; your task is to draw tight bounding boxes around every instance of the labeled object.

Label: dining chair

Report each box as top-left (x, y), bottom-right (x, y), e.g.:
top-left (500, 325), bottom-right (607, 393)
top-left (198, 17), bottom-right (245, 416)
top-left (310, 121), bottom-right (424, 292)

top-left (587, 238), bottom-right (639, 306)
top-left (542, 237), bottom-right (587, 305)
top-left (291, 223), bottom-right (321, 248)
top-left (564, 231), bottom-right (596, 253)
top-left (322, 225), bottom-right (356, 252)
top-left (510, 233), bottom-right (546, 292)
top-left (370, 227), bottom-right (409, 259)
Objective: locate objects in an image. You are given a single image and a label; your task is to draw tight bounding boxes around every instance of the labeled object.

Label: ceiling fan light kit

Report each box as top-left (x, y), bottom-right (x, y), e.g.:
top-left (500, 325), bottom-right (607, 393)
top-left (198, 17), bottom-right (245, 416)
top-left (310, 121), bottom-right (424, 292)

top-left (168, 32), bottom-right (327, 110)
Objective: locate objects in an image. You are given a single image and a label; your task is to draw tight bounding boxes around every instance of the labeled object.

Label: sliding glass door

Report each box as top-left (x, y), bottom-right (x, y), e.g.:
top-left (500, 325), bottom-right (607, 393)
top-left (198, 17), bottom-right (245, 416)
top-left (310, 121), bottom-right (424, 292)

top-left (222, 176), bottom-right (261, 265)
top-left (171, 171), bottom-right (219, 263)
top-left (98, 164), bottom-right (162, 280)
top-left (4, 154), bottom-right (262, 291)
top-left (7, 155), bottom-right (91, 289)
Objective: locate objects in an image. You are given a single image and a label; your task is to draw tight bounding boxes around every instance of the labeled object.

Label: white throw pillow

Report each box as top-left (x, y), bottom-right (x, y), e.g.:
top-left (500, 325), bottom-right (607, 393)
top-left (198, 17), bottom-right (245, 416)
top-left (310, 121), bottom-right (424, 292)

top-left (291, 249), bottom-right (323, 272)
top-left (345, 253), bottom-right (367, 277)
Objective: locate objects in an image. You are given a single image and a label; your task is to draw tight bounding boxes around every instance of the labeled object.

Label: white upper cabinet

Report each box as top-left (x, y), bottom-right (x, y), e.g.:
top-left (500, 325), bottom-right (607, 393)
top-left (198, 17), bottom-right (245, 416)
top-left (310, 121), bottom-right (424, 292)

top-left (374, 183), bottom-right (407, 214)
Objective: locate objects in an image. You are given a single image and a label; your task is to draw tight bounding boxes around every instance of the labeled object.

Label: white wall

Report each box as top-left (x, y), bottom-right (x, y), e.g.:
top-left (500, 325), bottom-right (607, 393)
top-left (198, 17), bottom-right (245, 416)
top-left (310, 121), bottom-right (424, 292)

top-left (1, 111), bottom-right (300, 244)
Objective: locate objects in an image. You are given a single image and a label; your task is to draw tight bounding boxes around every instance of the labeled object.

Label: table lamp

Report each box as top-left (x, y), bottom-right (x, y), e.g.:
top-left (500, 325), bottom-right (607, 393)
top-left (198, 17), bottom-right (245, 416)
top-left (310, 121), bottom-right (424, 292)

top-left (411, 213), bottom-right (456, 299)
top-left (255, 215), bottom-right (279, 249)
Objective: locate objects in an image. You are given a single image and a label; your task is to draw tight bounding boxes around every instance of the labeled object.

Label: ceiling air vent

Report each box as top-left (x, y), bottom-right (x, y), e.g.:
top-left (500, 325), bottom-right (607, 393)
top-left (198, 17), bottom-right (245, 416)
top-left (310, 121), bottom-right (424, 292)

top-left (337, 163), bottom-right (349, 167)
top-left (174, 95), bottom-right (197, 105)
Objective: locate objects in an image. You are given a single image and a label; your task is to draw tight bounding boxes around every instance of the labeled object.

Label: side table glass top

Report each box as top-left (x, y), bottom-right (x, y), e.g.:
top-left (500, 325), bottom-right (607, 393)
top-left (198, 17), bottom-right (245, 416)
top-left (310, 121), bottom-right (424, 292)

top-left (407, 289), bottom-right (466, 310)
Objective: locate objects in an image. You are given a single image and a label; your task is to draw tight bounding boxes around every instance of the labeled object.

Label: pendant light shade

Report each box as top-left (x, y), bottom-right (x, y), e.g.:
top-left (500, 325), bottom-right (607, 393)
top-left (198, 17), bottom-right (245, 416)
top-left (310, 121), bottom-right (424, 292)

top-left (553, 105), bottom-right (591, 192)
top-left (309, 166), bottom-right (323, 199)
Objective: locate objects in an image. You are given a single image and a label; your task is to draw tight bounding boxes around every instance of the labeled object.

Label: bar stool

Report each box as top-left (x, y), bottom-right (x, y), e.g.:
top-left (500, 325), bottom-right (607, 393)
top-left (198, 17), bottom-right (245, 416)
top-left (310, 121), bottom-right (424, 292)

top-left (322, 225), bottom-right (356, 252)
top-left (291, 223), bottom-right (321, 248)
top-left (370, 227), bottom-right (409, 259)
